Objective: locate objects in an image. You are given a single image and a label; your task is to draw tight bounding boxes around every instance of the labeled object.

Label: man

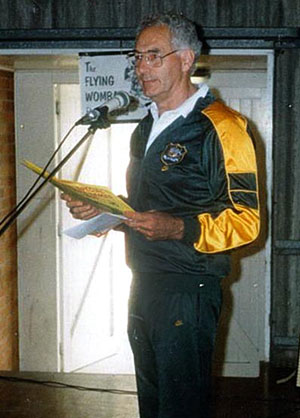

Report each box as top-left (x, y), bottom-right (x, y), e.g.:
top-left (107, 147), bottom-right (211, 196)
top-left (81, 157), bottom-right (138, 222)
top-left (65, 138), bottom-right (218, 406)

top-left (62, 12), bottom-right (260, 418)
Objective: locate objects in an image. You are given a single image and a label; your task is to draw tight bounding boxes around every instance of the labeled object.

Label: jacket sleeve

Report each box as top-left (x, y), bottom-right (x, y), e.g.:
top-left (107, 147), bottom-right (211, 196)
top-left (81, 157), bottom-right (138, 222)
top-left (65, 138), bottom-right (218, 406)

top-left (193, 101), bottom-right (260, 254)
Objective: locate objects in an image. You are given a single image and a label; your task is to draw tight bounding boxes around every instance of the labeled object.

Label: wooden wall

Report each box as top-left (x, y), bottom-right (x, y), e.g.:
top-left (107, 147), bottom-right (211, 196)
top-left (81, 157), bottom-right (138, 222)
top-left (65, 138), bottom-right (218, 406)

top-left (272, 49), bottom-right (300, 366)
top-left (0, 69), bottom-right (18, 370)
top-left (0, 0), bottom-right (300, 29)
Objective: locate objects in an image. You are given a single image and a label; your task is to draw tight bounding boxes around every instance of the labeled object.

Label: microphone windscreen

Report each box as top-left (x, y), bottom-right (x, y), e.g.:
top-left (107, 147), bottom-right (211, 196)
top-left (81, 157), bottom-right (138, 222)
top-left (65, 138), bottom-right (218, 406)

top-left (106, 91), bottom-right (131, 112)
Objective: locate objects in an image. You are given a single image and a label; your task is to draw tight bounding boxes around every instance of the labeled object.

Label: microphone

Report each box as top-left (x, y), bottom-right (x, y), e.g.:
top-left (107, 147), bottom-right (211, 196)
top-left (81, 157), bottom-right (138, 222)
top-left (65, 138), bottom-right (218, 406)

top-left (75, 91), bottom-right (131, 126)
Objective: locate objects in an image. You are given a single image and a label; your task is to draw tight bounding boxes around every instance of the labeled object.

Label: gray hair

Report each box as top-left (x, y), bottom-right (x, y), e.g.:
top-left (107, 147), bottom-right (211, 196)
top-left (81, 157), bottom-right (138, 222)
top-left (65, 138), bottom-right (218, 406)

top-left (136, 12), bottom-right (202, 72)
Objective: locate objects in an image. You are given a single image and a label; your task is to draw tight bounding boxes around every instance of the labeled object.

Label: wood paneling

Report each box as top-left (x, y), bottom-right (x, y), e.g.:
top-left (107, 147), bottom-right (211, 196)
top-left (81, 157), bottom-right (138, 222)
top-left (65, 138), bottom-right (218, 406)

top-left (0, 0), bottom-right (300, 30)
top-left (272, 49), bottom-right (300, 366)
top-left (0, 70), bottom-right (18, 370)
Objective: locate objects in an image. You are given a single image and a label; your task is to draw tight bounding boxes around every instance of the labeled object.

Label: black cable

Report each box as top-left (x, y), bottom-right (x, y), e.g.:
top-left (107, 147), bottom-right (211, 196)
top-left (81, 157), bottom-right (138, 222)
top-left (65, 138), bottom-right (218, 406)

top-left (0, 123), bottom-right (76, 229)
top-left (0, 125), bottom-right (96, 238)
top-left (1, 375), bottom-right (299, 402)
top-left (0, 375), bottom-right (299, 417)
top-left (0, 375), bottom-right (137, 396)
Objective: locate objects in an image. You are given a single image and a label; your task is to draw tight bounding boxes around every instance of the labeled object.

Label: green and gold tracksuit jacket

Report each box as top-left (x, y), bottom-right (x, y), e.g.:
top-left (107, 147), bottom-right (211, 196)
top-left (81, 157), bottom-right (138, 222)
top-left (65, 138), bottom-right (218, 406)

top-left (126, 92), bottom-right (260, 277)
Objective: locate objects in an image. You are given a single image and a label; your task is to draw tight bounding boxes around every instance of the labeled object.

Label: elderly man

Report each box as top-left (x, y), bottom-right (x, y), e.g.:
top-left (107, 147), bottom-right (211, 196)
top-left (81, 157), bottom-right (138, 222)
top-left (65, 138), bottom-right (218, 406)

top-left (63, 12), bottom-right (260, 418)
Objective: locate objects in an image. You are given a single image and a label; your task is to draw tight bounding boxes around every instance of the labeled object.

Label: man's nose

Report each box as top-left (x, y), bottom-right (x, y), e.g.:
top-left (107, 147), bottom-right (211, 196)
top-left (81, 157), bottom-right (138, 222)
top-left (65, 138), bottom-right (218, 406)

top-left (136, 57), bottom-right (150, 74)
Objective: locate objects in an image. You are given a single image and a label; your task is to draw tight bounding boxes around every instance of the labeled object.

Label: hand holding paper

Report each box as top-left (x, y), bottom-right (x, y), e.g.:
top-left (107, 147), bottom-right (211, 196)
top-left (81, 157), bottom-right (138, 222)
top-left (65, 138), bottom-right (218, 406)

top-left (61, 193), bottom-right (101, 220)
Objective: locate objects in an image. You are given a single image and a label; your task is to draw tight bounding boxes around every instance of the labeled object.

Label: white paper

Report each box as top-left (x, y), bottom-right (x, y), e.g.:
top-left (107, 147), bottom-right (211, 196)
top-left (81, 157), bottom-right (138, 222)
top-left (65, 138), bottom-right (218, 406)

top-left (63, 212), bottom-right (127, 239)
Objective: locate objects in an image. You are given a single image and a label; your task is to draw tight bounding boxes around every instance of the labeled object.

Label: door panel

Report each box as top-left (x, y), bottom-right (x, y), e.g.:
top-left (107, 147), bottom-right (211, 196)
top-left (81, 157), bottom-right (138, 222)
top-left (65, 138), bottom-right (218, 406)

top-left (56, 84), bottom-right (134, 372)
top-left (15, 71), bottom-right (61, 371)
top-left (209, 67), bottom-right (272, 377)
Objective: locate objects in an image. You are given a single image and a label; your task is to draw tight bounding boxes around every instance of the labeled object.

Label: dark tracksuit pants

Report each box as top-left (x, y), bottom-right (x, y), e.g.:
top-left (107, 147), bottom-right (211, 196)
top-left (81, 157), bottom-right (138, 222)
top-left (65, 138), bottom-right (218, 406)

top-left (128, 273), bottom-right (222, 418)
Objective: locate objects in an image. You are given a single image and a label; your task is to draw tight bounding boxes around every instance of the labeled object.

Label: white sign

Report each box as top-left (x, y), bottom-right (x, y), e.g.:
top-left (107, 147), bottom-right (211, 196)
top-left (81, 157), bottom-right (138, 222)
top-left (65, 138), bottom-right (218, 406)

top-left (79, 54), bottom-right (148, 122)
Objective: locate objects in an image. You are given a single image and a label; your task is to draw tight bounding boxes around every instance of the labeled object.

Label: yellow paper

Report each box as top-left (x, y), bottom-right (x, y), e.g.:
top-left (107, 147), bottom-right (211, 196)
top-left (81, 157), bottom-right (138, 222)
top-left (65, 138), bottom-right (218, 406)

top-left (23, 160), bottom-right (133, 215)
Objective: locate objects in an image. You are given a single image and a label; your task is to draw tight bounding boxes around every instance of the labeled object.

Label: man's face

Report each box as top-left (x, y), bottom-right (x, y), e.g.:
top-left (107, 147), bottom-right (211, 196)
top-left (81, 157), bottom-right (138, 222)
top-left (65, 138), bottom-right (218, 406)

top-left (135, 25), bottom-right (186, 106)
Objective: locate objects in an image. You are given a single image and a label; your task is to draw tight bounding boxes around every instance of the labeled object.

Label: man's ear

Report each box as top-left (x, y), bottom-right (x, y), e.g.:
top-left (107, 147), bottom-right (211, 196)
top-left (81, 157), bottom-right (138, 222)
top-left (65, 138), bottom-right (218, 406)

top-left (180, 49), bottom-right (195, 73)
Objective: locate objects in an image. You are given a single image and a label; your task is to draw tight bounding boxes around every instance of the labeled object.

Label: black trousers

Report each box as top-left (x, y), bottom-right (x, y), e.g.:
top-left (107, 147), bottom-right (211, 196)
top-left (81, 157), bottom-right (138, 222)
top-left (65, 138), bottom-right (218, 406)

top-left (128, 273), bottom-right (222, 418)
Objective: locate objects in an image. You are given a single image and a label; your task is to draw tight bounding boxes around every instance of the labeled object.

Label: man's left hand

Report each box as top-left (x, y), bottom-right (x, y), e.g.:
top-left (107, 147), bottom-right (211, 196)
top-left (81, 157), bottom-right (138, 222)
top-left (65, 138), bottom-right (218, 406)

top-left (124, 211), bottom-right (184, 241)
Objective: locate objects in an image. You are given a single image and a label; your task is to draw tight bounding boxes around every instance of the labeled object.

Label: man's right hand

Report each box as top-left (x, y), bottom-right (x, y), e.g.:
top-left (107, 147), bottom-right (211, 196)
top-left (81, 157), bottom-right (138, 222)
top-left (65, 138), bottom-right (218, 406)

top-left (61, 193), bottom-right (101, 220)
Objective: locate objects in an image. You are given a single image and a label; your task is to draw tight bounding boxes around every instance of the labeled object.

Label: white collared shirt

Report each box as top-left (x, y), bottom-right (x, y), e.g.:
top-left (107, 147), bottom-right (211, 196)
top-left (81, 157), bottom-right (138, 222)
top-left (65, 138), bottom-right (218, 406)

top-left (145, 83), bottom-right (209, 154)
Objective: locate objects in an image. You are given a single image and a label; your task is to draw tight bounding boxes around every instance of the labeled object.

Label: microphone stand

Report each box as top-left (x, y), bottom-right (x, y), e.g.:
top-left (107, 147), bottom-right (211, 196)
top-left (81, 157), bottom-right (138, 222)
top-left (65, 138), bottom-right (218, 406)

top-left (0, 124), bottom-right (99, 238)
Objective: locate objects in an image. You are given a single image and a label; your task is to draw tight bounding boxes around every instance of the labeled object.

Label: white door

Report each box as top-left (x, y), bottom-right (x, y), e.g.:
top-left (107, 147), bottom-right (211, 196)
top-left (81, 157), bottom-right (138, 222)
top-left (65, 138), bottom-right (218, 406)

top-left (56, 83), bottom-right (134, 372)
top-left (15, 70), bottom-right (76, 371)
top-left (15, 67), bottom-right (135, 374)
top-left (207, 52), bottom-right (273, 377)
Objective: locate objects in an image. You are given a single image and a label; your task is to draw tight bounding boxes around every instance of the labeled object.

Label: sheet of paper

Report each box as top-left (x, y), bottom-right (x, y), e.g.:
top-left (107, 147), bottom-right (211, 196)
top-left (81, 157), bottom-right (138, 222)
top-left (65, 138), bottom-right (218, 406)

top-left (63, 213), bottom-right (127, 239)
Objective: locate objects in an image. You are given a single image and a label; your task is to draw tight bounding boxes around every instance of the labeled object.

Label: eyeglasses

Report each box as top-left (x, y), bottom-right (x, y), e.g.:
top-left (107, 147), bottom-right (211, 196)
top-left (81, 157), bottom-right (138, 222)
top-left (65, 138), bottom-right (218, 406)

top-left (127, 49), bottom-right (181, 68)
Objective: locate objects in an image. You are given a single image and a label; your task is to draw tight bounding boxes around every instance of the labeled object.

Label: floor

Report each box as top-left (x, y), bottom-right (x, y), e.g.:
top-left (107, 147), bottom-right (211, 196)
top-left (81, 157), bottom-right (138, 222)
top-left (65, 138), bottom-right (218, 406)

top-left (212, 368), bottom-right (300, 418)
top-left (0, 368), bottom-right (299, 418)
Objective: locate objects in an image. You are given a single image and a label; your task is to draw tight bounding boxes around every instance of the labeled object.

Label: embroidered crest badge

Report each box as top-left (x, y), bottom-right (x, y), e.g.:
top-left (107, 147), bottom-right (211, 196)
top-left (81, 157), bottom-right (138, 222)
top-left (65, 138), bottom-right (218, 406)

top-left (160, 143), bottom-right (187, 171)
